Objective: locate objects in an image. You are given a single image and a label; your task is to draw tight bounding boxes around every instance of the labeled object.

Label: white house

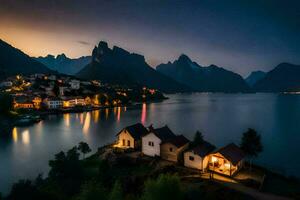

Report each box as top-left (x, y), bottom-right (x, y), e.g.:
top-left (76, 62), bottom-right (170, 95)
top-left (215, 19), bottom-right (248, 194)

top-left (43, 97), bottom-right (63, 109)
top-left (142, 125), bottom-right (176, 157)
top-left (115, 123), bottom-right (149, 149)
top-left (183, 141), bottom-right (216, 172)
top-left (0, 81), bottom-right (13, 87)
top-left (69, 80), bottom-right (80, 90)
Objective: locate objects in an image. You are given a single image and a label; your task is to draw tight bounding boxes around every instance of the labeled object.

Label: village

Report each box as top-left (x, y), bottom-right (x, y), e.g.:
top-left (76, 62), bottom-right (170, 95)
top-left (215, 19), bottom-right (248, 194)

top-left (0, 74), bottom-right (165, 125)
top-left (114, 123), bottom-right (246, 177)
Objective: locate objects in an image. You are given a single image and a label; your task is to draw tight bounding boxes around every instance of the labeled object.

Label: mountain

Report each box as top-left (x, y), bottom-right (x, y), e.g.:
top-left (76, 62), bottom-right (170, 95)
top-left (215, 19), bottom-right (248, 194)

top-left (254, 63), bottom-right (300, 92)
top-left (0, 39), bottom-right (52, 80)
top-left (76, 41), bottom-right (190, 93)
top-left (35, 54), bottom-right (91, 75)
top-left (156, 54), bottom-right (250, 92)
top-left (245, 71), bottom-right (266, 87)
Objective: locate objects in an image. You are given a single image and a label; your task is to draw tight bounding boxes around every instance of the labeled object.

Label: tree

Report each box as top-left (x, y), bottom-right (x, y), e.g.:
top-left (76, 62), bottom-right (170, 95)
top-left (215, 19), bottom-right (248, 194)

top-left (48, 147), bottom-right (83, 195)
top-left (0, 92), bottom-right (13, 114)
top-left (191, 131), bottom-right (204, 147)
top-left (78, 142), bottom-right (91, 159)
top-left (141, 174), bottom-right (184, 200)
top-left (240, 128), bottom-right (263, 170)
top-left (7, 180), bottom-right (41, 200)
top-left (109, 180), bottom-right (122, 200)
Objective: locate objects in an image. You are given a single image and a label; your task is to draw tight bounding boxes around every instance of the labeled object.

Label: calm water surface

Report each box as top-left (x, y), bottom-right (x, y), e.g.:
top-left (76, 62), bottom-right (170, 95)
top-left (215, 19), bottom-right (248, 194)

top-left (1, 93), bottom-right (300, 193)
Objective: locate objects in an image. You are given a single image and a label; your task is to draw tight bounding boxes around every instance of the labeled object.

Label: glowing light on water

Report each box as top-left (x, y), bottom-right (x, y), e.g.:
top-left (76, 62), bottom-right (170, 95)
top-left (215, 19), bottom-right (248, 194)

top-left (83, 112), bottom-right (91, 134)
top-left (12, 128), bottom-right (18, 142)
top-left (94, 110), bottom-right (100, 123)
top-left (64, 113), bottom-right (70, 127)
top-left (105, 108), bottom-right (109, 119)
top-left (80, 113), bottom-right (84, 124)
top-left (117, 107), bottom-right (121, 122)
top-left (22, 130), bottom-right (30, 145)
top-left (141, 103), bottom-right (147, 125)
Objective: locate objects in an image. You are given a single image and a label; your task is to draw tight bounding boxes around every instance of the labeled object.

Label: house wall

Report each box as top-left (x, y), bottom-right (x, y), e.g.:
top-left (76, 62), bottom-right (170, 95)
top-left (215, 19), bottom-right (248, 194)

top-left (116, 130), bottom-right (135, 149)
top-left (184, 151), bottom-right (203, 170)
top-left (142, 133), bottom-right (161, 157)
top-left (161, 143), bottom-right (178, 162)
top-left (161, 143), bottom-right (189, 162)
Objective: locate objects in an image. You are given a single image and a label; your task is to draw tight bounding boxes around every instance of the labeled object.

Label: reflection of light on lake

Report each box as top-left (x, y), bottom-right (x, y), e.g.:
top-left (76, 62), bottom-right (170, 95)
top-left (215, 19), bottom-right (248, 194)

top-left (22, 130), bottom-right (30, 145)
top-left (117, 107), bottom-right (121, 122)
top-left (124, 107), bottom-right (127, 111)
top-left (64, 113), bottom-right (70, 127)
top-left (105, 108), bottom-right (109, 119)
top-left (12, 128), bottom-right (18, 143)
top-left (83, 112), bottom-right (91, 134)
top-left (94, 110), bottom-right (99, 123)
top-left (80, 113), bottom-right (84, 124)
top-left (141, 103), bottom-right (147, 125)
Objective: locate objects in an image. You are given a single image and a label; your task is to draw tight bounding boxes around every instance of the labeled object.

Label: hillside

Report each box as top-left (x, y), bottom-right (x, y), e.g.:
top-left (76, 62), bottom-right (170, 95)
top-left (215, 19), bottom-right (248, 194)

top-left (254, 63), bottom-right (300, 92)
top-left (0, 39), bottom-right (52, 79)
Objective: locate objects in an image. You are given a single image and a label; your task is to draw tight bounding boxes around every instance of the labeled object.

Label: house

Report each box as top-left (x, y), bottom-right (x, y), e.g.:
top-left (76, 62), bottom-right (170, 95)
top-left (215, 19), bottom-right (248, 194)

top-left (208, 143), bottom-right (245, 176)
top-left (0, 81), bottom-right (13, 88)
top-left (183, 141), bottom-right (216, 172)
top-left (13, 98), bottom-right (34, 109)
top-left (160, 135), bottom-right (190, 162)
top-left (32, 96), bottom-right (42, 109)
top-left (142, 125), bottom-right (176, 157)
top-left (62, 96), bottom-right (85, 108)
top-left (43, 97), bottom-right (63, 109)
top-left (69, 80), bottom-right (80, 90)
top-left (115, 123), bottom-right (149, 149)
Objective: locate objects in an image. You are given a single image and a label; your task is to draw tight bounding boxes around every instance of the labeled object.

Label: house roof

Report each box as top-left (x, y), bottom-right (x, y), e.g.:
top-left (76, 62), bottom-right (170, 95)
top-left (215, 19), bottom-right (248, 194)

top-left (150, 125), bottom-right (177, 142)
top-left (216, 143), bottom-right (245, 165)
top-left (164, 135), bottom-right (190, 148)
top-left (118, 123), bottom-right (149, 140)
top-left (189, 141), bottom-right (216, 157)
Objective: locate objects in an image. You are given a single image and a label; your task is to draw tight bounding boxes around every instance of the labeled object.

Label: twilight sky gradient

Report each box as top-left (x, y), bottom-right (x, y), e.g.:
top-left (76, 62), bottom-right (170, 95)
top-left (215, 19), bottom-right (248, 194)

top-left (0, 0), bottom-right (300, 76)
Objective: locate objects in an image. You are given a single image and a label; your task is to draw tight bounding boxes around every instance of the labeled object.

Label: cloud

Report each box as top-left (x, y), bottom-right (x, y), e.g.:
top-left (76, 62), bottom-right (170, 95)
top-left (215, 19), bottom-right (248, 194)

top-left (77, 40), bottom-right (90, 46)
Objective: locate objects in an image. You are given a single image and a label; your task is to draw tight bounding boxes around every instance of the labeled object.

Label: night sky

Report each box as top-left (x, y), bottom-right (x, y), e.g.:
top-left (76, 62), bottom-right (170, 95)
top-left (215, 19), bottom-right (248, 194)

top-left (0, 0), bottom-right (299, 76)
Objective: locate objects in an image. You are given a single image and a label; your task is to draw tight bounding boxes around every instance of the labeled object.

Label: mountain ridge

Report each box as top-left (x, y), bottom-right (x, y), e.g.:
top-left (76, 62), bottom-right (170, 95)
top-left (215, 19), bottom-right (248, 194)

top-left (35, 54), bottom-right (91, 75)
top-left (77, 41), bottom-right (191, 93)
top-left (156, 54), bottom-right (250, 92)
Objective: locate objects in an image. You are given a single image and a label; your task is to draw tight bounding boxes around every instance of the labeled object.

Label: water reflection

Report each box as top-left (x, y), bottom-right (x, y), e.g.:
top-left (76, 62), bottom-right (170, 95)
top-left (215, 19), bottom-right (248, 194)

top-left (12, 128), bottom-right (18, 143)
top-left (105, 108), bottom-right (109, 119)
top-left (94, 110), bottom-right (100, 123)
top-left (83, 112), bottom-right (91, 134)
top-left (80, 113), bottom-right (84, 124)
top-left (64, 113), bottom-right (70, 127)
top-left (117, 107), bottom-right (121, 122)
top-left (141, 103), bottom-right (147, 124)
top-left (22, 130), bottom-right (30, 145)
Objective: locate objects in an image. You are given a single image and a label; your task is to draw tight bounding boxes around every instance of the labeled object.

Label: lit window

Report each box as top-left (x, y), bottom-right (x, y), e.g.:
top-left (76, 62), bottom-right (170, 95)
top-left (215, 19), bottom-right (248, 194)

top-left (211, 156), bottom-right (218, 163)
top-left (189, 156), bottom-right (194, 161)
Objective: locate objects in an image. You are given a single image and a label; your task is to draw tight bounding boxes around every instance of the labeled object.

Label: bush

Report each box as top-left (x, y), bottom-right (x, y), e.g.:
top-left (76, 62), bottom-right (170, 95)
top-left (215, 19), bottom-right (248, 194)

top-left (141, 174), bottom-right (184, 200)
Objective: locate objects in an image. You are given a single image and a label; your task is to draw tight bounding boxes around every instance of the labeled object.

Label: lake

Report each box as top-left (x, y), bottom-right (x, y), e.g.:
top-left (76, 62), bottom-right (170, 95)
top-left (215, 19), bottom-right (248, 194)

top-left (1, 93), bottom-right (300, 194)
